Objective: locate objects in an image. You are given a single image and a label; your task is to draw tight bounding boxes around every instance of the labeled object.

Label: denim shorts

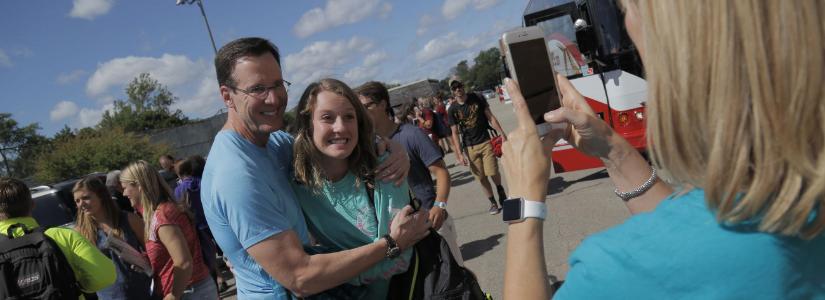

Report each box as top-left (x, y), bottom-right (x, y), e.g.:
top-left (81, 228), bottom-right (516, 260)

top-left (182, 278), bottom-right (218, 300)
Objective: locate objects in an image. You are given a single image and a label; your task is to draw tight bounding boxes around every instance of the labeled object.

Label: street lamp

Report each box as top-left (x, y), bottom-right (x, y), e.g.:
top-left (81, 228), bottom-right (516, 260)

top-left (176, 0), bottom-right (218, 55)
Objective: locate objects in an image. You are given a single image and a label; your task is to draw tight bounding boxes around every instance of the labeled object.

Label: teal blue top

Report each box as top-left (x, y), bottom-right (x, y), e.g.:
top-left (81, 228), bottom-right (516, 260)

top-left (556, 189), bottom-right (825, 299)
top-left (293, 172), bottom-right (413, 299)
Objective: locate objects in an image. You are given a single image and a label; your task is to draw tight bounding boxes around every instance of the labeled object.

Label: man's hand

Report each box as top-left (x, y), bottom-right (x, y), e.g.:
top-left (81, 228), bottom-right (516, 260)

top-left (455, 153), bottom-right (468, 166)
top-left (389, 205), bottom-right (431, 250)
top-left (375, 137), bottom-right (410, 186)
top-left (428, 206), bottom-right (446, 230)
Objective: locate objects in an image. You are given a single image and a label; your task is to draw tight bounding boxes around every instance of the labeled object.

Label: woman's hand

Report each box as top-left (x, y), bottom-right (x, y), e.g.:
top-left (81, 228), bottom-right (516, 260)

top-left (500, 78), bottom-right (558, 201)
top-left (544, 74), bottom-right (620, 159)
top-left (375, 136), bottom-right (410, 186)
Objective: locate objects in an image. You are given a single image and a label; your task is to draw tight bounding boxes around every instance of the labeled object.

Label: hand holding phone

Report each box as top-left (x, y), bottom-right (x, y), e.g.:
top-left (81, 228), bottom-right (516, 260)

top-left (500, 26), bottom-right (565, 136)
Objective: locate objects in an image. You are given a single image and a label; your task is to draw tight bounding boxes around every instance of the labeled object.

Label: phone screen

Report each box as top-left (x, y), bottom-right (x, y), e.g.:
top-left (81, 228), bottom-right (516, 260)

top-left (510, 39), bottom-right (561, 124)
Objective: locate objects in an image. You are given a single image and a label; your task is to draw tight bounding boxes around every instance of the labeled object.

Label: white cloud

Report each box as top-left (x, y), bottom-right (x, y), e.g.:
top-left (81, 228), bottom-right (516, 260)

top-left (0, 49), bottom-right (10, 68)
top-left (50, 101), bottom-right (80, 121)
top-left (293, 0), bottom-right (392, 38)
top-left (57, 69), bottom-right (87, 85)
top-left (417, 14), bottom-right (435, 36)
top-left (84, 53), bottom-right (223, 120)
top-left (442, 0), bottom-right (501, 19)
top-left (77, 102), bottom-right (115, 128)
top-left (86, 54), bottom-right (206, 98)
top-left (283, 36), bottom-right (375, 85)
top-left (379, 2), bottom-right (392, 18)
top-left (69, 0), bottom-right (114, 20)
top-left (344, 51), bottom-right (388, 85)
top-left (416, 32), bottom-right (481, 63)
top-left (171, 76), bottom-right (223, 117)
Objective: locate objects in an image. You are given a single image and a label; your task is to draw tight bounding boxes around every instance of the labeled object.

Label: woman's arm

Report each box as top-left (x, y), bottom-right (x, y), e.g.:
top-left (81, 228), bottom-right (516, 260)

top-left (545, 74), bottom-right (672, 214)
top-left (156, 224), bottom-right (193, 300)
top-left (500, 79), bottom-right (553, 300)
top-left (126, 212), bottom-right (145, 244)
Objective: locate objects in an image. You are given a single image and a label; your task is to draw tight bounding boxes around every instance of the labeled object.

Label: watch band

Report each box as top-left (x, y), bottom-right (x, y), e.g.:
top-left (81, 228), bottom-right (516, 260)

top-left (522, 199), bottom-right (547, 221)
top-left (433, 201), bottom-right (447, 209)
top-left (382, 234), bottom-right (401, 259)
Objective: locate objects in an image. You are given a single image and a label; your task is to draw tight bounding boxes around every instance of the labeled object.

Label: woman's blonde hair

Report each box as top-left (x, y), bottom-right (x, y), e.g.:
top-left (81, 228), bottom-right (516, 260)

top-left (292, 78), bottom-right (377, 191)
top-left (629, 0), bottom-right (825, 238)
top-left (73, 176), bottom-right (123, 247)
top-left (120, 160), bottom-right (181, 237)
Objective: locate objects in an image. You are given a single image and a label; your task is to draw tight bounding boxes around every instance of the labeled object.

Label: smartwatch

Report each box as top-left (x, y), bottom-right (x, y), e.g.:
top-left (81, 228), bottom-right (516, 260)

top-left (501, 198), bottom-right (547, 224)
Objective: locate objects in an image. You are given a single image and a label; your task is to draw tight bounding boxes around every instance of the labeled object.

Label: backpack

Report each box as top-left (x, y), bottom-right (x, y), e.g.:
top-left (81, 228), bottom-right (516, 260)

top-left (362, 183), bottom-right (490, 300)
top-left (0, 223), bottom-right (81, 300)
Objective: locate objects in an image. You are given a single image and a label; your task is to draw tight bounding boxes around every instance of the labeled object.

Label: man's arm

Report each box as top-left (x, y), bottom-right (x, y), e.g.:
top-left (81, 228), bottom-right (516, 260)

top-left (247, 231), bottom-right (386, 297)
top-left (428, 159), bottom-right (450, 229)
top-left (484, 107), bottom-right (507, 140)
top-left (450, 125), bottom-right (465, 165)
top-left (246, 205), bottom-right (429, 298)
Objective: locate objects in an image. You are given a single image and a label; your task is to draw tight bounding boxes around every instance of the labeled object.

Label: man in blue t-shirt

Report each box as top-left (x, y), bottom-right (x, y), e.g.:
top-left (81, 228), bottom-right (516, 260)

top-left (355, 81), bottom-right (465, 266)
top-left (201, 37), bottom-right (430, 299)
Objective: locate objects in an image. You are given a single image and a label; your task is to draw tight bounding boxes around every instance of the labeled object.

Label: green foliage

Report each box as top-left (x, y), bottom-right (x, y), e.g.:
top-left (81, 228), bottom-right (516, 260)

top-left (0, 113), bottom-right (49, 178)
top-left (99, 73), bottom-right (190, 133)
top-left (34, 127), bottom-right (169, 183)
top-left (447, 47), bottom-right (503, 92)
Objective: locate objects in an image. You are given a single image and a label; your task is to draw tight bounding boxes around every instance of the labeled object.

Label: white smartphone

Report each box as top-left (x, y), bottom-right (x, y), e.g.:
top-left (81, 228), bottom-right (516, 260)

top-left (500, 26), bottom-right (564, 136)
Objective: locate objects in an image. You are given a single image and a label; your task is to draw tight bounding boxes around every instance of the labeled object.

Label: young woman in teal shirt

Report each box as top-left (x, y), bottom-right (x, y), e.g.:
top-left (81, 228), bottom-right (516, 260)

top-left (291, 78), bottom-right (416, 299)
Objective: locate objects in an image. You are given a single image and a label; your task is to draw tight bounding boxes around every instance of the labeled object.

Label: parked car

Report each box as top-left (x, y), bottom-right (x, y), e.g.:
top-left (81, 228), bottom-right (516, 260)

top-left (30, 172), bottom-right (108, 228)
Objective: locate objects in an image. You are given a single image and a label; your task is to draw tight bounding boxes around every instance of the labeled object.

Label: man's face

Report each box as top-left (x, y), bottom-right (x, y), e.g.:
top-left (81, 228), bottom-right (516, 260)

top-left (220, 53), bottom-right (287, 144)
top-left (451, 83), bottom-right (466, 99)
top-left (358, 95), bottom-right (387, 126)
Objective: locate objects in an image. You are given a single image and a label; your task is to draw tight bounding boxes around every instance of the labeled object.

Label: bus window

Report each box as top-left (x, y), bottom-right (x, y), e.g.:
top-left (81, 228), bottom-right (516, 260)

top-left (537, 15), bottom-right (589, 77)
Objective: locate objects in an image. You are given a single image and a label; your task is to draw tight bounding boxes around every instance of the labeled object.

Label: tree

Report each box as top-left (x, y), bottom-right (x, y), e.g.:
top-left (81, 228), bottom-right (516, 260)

top-left (34, 127), bottom-right (169, 183)
top-left (447, 47), bottom-right (503, 91)
top-left (0, 113), bottom-right (48, 178)
top-left (451, 60), bottom-right (471, 85)
top-left (99, 73), bottom-right (190, 133)
top-left (470, 47), bottom-right (503, 90)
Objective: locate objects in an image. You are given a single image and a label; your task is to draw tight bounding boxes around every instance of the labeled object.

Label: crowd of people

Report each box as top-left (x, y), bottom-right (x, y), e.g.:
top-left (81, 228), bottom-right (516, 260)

top-left (2, 0), bottom-right (824, 299)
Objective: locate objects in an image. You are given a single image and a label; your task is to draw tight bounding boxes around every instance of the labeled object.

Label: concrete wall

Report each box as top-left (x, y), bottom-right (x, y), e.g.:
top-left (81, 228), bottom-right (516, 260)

top-left (149, 112), bottom-right (227, 159)
top-left (387, 79), bottom-right (441, 108)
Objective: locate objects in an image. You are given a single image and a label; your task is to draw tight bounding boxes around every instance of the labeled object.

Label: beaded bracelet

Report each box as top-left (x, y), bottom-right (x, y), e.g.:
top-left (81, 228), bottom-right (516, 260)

top-left (614, 167), bottom-right (657, 201)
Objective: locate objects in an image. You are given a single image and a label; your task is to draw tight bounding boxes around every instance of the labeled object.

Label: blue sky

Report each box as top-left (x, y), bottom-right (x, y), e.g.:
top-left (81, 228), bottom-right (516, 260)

top-left (0, 0), bottom-right (528, 137)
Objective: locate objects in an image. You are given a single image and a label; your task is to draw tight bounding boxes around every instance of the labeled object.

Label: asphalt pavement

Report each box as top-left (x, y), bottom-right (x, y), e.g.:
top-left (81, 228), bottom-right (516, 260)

top-left (220, 97), bottom-right (632, 299)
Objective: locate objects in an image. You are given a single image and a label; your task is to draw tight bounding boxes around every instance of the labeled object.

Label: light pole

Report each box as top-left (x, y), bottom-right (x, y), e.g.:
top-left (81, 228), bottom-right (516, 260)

top-left (176, 0), bottom-right (218, 55)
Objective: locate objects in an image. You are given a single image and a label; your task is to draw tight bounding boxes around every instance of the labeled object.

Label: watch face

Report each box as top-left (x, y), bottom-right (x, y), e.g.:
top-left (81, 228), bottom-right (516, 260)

top-left (502, 199), bottom-right (522, 222)
top-left (387, 247), bottom-right (401, 258)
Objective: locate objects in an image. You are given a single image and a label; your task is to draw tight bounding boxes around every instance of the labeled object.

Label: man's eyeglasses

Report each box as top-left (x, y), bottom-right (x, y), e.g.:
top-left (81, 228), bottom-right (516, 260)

top-left (451, 85), bottom-right (464, 91)
top-left (232, 80), bottom-right (292, 99)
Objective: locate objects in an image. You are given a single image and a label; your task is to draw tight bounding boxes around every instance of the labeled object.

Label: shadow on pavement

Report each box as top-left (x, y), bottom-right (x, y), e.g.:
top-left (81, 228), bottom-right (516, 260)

top-left (450, 170), bottom-right (475, 187)
top-left (460, 233), bottom-right (504, 261)
top-left (547, 169), bottom-right (608, 195)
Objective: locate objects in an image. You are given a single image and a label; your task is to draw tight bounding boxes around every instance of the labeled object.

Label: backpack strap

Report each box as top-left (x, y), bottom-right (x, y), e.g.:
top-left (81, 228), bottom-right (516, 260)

top-left (364, 176), bottom-right (378, 226)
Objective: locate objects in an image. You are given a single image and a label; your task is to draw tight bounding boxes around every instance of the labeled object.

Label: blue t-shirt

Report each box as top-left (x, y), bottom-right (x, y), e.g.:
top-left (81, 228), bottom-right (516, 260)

top-left (556, 189), bottom-right (825, 299)
top-left (201, 130), bottom-right (310, 299)
top-left (390, 123), bottom-right (444, 208)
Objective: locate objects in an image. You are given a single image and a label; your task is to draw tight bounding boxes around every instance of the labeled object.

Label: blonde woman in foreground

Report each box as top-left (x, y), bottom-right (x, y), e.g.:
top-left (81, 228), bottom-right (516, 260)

top-left (501, 0), bottom-right (825, 298)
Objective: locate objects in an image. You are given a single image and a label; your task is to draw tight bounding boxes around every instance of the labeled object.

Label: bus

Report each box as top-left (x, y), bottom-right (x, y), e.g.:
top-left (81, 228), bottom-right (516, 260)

top-left (523, 0), bottom-right (647, 172)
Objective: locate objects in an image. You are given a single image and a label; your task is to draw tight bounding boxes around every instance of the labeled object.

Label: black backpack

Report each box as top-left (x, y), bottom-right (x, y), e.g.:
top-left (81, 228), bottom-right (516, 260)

top-left (0, 223), bottom-right (81, 300)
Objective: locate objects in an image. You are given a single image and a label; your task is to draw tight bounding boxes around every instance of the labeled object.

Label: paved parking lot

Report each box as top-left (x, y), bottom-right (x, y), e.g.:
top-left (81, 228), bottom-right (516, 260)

top-left (220, 98), bottom-right (632, 299)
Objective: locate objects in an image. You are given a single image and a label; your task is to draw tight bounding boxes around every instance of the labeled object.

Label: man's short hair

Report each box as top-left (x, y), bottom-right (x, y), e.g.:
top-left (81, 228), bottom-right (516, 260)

top-left (215, 37), bottom-right (281, 89)
top-left (354, 81), bottom-right (394, 118)
top-left (0, 177), bottom-right (33, 220)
